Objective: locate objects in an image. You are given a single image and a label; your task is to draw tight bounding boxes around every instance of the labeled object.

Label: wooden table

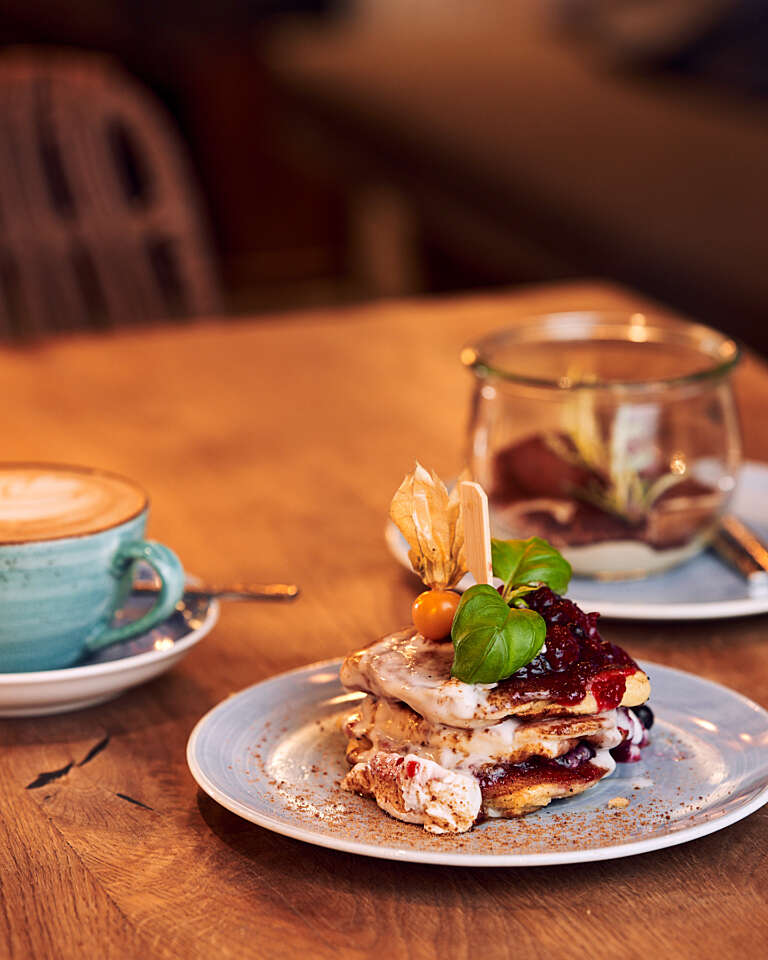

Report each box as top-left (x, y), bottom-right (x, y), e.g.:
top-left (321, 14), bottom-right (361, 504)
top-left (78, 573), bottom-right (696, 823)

top-left (2, 282), bottom-right (767, 959)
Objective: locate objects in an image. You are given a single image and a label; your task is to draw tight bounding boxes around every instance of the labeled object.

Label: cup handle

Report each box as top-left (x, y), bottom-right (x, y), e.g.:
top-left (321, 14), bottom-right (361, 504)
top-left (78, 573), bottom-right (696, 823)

top-left (86, 541), bottom-right (186, 651)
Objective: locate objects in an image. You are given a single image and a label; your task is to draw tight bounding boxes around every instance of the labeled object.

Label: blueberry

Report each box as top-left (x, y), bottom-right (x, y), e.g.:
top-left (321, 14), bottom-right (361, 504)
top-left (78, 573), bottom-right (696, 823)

top-left (557, 742), bottom-right (595, 768)
top-left (631, 704), bottom-right (654, 730)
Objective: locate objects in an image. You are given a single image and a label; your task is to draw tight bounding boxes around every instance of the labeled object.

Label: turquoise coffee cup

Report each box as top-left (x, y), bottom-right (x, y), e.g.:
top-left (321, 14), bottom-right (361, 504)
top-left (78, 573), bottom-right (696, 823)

top-left (0, 466), bottom-right (185, 673)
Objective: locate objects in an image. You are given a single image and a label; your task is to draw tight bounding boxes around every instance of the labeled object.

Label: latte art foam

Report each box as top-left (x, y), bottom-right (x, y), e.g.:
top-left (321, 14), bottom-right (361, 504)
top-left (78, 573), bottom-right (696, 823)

top-left (0, 467), bottom-right (146, 542)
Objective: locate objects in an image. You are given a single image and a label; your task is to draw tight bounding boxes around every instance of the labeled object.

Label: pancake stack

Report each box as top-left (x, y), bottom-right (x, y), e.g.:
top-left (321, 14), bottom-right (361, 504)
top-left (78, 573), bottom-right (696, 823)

top-left (340, 587), bottom-right (651, 834)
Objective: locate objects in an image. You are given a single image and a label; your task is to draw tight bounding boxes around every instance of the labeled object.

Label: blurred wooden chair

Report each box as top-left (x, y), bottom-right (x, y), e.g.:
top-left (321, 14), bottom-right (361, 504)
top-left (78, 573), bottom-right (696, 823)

top-left (0, 49), bottom-right (222, 337)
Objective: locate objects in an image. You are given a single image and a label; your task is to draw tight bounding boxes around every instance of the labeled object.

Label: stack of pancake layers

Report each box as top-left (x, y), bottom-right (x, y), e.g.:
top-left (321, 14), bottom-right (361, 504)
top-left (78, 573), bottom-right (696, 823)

top-left (340, 621), bottom-right (650, 834)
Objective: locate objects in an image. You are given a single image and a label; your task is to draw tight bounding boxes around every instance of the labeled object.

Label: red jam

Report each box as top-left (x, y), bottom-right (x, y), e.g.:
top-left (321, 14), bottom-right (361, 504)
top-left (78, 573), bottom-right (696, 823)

top-left (496, 587), bottom-right (637, 710)
top-left (476, 744), bottom-right (602, 793)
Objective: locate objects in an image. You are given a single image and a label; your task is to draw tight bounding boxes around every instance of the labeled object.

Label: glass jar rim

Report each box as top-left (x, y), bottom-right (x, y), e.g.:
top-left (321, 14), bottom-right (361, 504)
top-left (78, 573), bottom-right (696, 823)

top-left (461, 310), bottom-right (741, 391)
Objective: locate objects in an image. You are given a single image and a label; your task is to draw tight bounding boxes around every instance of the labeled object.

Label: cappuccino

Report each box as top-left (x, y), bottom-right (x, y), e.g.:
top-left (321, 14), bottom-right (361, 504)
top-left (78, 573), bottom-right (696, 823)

top-left (0, 465), bottom-right (147, 543)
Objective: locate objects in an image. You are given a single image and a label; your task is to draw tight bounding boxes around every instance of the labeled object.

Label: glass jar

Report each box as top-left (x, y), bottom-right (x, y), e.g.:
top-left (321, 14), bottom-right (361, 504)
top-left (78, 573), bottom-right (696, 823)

top-left (462, 311), bottom-right (741, 580)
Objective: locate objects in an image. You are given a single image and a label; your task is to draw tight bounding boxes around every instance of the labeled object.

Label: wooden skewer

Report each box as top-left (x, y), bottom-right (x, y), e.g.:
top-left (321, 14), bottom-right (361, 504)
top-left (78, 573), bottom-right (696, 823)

top-left (460, 481), bottom-right (493, 585)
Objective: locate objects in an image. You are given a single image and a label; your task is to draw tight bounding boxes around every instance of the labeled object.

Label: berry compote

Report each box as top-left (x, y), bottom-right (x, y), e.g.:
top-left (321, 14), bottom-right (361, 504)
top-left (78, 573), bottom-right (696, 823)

top-left (476, 743), bottom-right (601, 796)
top-left (495, 587), bottom-right (638, 710)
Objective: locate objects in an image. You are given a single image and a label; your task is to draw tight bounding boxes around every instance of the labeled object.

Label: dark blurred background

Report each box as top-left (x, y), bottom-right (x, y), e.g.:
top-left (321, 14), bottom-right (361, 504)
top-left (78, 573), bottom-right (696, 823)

top-left (2, 0), bottom-right (768, 349)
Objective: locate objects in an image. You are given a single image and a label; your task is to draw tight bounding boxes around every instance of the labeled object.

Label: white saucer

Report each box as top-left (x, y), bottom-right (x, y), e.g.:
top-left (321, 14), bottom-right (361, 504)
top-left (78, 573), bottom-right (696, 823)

top-left (385, 461), bottom-right (768, 621)
top-left (0, 578), bottom-right (219, 717)
top-left (187, 658), bottom-right (768, 866)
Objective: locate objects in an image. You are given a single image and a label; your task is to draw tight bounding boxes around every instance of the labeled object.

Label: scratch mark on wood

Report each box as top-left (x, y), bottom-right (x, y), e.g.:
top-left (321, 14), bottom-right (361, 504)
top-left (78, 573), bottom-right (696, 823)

top-left (26, 762), bottom-right (73, 789)
top-left (116, 792), bottom-right (154, 811)
top-left (78, 735), bottom-right (111, 767)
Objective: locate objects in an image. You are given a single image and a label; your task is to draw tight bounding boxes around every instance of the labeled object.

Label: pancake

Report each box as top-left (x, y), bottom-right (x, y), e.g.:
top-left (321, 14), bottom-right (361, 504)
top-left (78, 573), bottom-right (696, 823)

top-left (341, 629), bottom-right (649, 728)
top-left (478, 747), bottom-right (616, 818)
top-left (485, 669), bottom-right (650, 719)
top-left (344, 696), bottom-right (626, 768)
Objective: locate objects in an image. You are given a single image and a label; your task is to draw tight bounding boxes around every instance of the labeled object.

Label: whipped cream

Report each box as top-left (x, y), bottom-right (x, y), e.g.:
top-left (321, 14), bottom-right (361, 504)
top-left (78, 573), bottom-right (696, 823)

top-left (563, 539), bottom-right (703, 578)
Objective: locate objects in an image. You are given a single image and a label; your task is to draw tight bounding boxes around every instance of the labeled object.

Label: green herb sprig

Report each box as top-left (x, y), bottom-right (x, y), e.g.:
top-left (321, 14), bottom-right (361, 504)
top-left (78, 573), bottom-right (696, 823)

top-left (450, 537), bottom-right (571, 684)
top-left (491, 537), bottom-right (571, 604)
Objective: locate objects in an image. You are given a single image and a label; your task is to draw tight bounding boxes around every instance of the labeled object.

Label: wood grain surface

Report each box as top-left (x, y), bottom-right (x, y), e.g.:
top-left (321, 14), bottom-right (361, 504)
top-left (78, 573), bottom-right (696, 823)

top-left (1, 281), bottom-right (767, 959)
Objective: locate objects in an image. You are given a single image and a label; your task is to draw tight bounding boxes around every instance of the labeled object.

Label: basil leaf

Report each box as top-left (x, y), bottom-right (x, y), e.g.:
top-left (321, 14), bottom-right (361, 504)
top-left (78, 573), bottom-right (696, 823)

top-left (450, 584), bottom-right (546, 683)
top-left (491, 536), bottom-right (572, 595)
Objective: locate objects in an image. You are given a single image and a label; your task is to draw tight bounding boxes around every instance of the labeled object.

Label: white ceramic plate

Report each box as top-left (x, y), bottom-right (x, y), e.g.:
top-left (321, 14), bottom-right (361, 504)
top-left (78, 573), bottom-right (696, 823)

top-left (0, 578), bottom-right (219, 717)
top-left (385, 462), bottom-right (768, 620)
top-left (187, 659), bottom-right (768, 867)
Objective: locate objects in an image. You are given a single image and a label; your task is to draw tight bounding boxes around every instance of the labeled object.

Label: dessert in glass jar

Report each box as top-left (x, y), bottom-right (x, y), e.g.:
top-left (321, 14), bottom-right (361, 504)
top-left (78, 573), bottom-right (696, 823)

top-left (462, 311), bottom-right (741, 580)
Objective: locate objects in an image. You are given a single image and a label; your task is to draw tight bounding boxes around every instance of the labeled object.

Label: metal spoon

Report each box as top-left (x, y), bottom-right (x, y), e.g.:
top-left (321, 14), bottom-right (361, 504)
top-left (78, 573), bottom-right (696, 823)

top-left (135, 581), bottom-right (300, 602)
